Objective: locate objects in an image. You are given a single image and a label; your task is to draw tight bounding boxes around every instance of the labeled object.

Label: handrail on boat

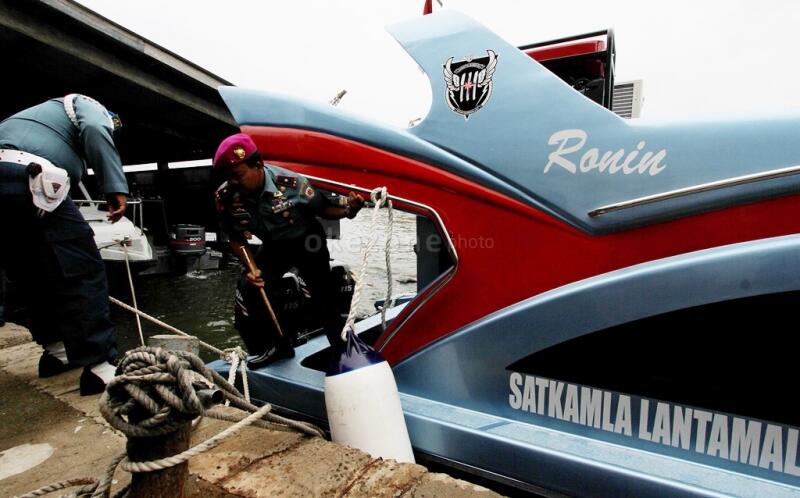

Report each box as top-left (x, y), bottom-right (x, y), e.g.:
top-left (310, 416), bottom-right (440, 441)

top-left (588, 164), bottom-right (800, 217)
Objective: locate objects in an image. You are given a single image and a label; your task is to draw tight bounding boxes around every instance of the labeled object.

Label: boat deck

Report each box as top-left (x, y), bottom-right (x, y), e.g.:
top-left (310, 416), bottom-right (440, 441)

top-left (220, 316), bottom-right (800, 498)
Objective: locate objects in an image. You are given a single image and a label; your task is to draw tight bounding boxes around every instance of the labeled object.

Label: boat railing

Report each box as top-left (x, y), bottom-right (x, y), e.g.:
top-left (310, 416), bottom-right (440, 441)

top-left (74, 197), bottom-right (145, 231)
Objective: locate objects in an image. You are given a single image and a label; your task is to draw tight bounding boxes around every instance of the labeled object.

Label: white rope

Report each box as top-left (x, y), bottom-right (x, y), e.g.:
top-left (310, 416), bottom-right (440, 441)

top-left (63, 93), bottom-right (115, 130)
top-left (110, 291), bottom-right (249, 402)
top-left (222, 347), bottom-right (250, 405)
top-left (224, 351), bottom-right (240, 407)
top-left (101, 347), bottom-right (325, 441)
top-left (115, 402), bottom-right (325, 475)
top-left (63, 94), bottom-right (80, 128)
top-left (109, 296), bottom-right (224, 356)
top-left (240, 356), bottom-right (251, 404)
top-left (122, 240), bottom-right (145, 347)
top-left (120, 403), bottom-right (273, 473)
top-left (205, 407), bottom-right (324, 438)
top-left (206, 407), bottom-right (294, 431)
top-left (341, 187), bottom-right (392, 341)
top-left (16, 477), bottom-right (97, 498)
top-left (381, 196), bottom-right (394, 330)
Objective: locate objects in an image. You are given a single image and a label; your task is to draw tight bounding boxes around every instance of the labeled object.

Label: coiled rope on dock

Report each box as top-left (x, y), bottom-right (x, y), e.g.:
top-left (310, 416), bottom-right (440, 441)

top-left (17, 347), bottom-right (324, 498)
top-left (101, 347), bottom-right (323, 439)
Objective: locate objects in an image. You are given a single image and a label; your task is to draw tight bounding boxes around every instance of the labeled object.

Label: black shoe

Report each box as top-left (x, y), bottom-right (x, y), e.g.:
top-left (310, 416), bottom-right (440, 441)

top-left (79, 367), bottom-right (107, 396)
top-left (38, 352), bottom-right (77, 378)
top-left (247, 344), bottom-right (295, 369)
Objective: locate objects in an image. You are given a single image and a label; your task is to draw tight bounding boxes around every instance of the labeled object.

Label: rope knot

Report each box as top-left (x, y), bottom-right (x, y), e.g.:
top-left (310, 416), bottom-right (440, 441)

top-left (370, 186), bottom-right (389, 207)
top-left (100, 346), bottom-right (221, 438)
top-left (222, 346), bottom-right (251, 404)
top-left (221, 346), bottom-right (247, 363)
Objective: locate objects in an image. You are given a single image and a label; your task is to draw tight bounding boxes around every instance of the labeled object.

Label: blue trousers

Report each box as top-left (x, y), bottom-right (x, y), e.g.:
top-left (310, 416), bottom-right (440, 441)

top-left (0, 164), bottom-right (116, 365)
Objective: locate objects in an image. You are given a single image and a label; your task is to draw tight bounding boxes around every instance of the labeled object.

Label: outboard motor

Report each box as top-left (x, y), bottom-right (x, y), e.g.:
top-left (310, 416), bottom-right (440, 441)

top-left (329, 261), bottom-right (355, 316)
top-left (169, 224), bottom-right (206, 274)
top-left (169, 224), bottom-right (206, 256)
top-left (267, 263), bottom-right (354, 345)
top-left (234, 270), bottom-right (311, 353)
top-left (272, 272), bottom-right (311, 345)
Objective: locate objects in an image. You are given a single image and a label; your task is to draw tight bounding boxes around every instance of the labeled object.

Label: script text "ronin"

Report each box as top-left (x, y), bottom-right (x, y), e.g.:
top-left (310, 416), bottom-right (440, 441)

top-left (544, 129), bottom-right (667, 176)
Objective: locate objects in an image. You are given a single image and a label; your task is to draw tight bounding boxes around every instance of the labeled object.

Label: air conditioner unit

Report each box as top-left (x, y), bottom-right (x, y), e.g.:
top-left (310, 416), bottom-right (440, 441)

top-left (612, 79), bottom-right (643, 118)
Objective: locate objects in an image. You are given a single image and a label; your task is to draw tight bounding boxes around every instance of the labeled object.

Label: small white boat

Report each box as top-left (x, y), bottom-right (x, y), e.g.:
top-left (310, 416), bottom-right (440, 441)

top-left (78, 201), bottom-right (153, 263)
top-left (75, 181), bottom-right (153, 264)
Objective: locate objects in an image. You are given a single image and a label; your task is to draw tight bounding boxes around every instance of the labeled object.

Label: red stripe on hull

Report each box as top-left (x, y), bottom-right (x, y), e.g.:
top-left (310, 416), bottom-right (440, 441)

top-left (243, 126), bottom-right (800, 363)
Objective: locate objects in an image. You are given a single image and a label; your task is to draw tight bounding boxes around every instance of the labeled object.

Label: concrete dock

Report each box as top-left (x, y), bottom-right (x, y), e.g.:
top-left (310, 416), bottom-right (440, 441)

top-left (0, 323), bottom-right (502, 497)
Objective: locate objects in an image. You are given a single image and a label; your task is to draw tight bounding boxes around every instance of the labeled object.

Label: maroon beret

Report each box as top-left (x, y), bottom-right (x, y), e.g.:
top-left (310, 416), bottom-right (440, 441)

top-left (213, 133), bottom-right (258, 171)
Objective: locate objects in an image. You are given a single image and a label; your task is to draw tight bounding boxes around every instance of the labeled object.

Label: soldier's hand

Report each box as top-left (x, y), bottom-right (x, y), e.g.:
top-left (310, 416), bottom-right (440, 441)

top-left (346, 191), bottom-right (364, 218)
top-left (106, 193), bottom-right (127, 223)
top-left (245, 268), bottom-right (265, 288)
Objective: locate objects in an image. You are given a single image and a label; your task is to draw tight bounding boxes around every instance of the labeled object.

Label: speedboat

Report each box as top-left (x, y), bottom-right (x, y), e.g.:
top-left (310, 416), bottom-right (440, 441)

top-left (210, 11), bottom-right (800, 496)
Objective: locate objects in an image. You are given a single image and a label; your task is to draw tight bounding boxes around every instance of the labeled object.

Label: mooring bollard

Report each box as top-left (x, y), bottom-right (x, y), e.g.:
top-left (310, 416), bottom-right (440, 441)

top-left (126, 335), bottom-right (203, 498)
top-left (149, 334), bottom-right (201, 356)
top-left (127, 421), bottom-right (192, 498)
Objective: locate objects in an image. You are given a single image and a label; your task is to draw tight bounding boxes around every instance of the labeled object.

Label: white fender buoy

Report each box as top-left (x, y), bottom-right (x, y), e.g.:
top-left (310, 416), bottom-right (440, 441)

top-left (324, 336), bottom-right (415, 463)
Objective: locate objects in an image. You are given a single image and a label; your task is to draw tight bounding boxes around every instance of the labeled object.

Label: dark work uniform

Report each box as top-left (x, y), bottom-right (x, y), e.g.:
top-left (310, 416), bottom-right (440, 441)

top-left (0, 96), bottom-right (127, 366)
top-left (221, 164), bottom-right (345, 354)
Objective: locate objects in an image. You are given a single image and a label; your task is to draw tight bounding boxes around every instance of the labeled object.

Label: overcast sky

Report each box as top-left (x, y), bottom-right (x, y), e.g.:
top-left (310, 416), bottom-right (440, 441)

top-left (77, 0), bottom-right (800, 127)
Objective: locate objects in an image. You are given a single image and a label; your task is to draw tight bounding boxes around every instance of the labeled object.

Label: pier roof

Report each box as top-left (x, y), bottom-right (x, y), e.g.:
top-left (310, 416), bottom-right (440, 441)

top-left (0, 0), bottom-right (237, 164)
